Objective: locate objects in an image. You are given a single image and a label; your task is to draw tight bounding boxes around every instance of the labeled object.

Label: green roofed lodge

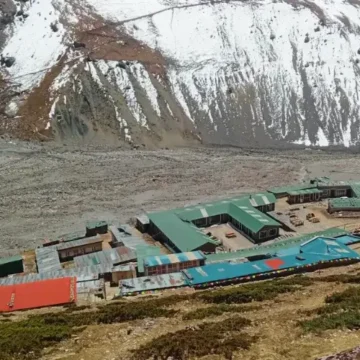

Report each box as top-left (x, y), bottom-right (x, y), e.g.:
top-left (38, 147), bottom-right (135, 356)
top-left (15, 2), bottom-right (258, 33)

top-left (147, 193), bottom-right (281, 252)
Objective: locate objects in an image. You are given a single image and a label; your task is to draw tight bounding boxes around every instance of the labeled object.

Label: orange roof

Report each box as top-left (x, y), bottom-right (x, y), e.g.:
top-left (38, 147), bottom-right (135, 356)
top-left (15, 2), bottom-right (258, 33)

top-left (0, 277), bottom-right (77, 312)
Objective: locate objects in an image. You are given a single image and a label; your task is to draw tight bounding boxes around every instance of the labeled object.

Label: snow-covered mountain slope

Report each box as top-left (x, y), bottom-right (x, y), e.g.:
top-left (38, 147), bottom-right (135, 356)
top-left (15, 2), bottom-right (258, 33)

top-left (2, 0), bottom-right (360, 147)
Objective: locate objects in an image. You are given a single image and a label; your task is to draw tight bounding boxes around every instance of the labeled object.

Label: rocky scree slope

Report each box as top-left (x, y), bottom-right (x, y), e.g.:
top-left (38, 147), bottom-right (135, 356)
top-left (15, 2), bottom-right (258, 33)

top-left (1, 0), bottom-right (360, 148)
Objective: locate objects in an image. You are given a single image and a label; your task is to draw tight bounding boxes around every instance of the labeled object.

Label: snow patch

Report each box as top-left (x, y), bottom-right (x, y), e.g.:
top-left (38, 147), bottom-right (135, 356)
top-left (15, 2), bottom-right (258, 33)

top-left (166, 103), bottom-right (174, 117)
top-left (168, 70), bottom-right (194, 123)
top-left (129, 63), bottom-right (161, 116)
top-left (316, 127), bottom-right (329, 147)
top-left (50, 62), bottom-right (79, 95)
top-left (49, 96), bottom-right (59, 119)
top-left (113, 104), bottom-right (132, 142)
top-left (2, 0), bottom-right (67, 90)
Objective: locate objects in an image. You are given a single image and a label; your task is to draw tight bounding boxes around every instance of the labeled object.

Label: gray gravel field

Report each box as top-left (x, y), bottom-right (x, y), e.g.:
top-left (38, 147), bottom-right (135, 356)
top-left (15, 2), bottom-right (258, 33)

top-left (1, 140), bottom-right (360, 256)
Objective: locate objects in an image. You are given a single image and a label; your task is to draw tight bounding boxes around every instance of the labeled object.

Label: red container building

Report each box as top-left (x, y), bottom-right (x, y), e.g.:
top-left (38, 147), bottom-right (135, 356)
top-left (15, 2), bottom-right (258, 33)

top-left (0, 277), bottom-right (77, 312)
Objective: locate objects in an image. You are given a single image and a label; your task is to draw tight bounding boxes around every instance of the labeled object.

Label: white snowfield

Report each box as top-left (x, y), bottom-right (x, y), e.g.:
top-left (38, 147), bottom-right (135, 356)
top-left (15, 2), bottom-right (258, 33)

top-left (3, 0), bottom-right (360, 146)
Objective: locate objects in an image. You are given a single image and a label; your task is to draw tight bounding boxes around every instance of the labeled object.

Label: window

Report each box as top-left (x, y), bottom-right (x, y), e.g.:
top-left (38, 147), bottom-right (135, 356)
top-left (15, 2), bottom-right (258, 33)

top-left (269, 228), bottom-right (277, 236)
top-left (168, 264), bottom-right (176, 271)
top-left (259, 231), bottom-right (267, 239)
top-left (335, 189), bottom-right (347, 197)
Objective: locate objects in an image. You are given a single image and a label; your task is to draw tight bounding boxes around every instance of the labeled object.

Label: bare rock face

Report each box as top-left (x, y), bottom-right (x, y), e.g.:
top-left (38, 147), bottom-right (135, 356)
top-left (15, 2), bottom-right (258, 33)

top-left (0, 0), bottom-right (16, 47)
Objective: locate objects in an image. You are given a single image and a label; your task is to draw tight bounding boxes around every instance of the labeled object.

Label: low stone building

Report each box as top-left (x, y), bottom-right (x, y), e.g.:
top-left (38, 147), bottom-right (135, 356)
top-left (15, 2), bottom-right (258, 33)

top-left (111, 264), bottom-right (136, 285)
top-left (57, 236), bottom-right (103, 261)
top-left (143, 251), bottom-right (206, 276)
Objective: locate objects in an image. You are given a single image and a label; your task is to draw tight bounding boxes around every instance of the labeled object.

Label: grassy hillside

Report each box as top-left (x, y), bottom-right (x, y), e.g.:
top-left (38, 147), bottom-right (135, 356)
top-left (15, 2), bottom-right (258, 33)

top-left (2, 265), bottom-right (360, 360)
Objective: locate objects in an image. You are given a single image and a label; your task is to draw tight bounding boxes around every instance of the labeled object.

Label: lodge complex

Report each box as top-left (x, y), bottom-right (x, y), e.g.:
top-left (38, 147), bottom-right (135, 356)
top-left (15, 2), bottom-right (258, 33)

top-left (2, 176), bottom-right (360, 310)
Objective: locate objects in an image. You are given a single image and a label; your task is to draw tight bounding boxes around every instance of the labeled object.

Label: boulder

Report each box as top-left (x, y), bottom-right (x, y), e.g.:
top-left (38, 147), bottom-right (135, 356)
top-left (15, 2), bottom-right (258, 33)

top-left (1, 56), bottom-right (15, 67)
top-left (5, 101), bottom-right (19, 117)
top-left (73, 41), bottom-right (86, 49)
top-left (117, 62), bottom-right (126, 70)
top-left (50, 22), bottom-right (58, 32)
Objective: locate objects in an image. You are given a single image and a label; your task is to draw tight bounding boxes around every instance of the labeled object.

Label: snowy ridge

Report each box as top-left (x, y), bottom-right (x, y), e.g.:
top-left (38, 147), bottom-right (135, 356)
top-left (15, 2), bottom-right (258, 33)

top-left (86, 0), bottom-right (360, 146)
top-left (3, 0), bottom-right (360, 147)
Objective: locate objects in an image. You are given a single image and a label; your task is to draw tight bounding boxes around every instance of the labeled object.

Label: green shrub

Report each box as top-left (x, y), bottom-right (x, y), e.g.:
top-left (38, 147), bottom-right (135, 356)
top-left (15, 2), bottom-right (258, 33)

top-left (0, 320), bottom-right (73, 359)
top-left (131, 316), bottom-right (256, 360)
top-left (301, 311), bottom-right (360, 333)
top-left (64, 304), bottom-right (91, 312)
top-left (299, 286), bottom-right (360, 332)
top-left (199, 276), bottom-right (313, 304)
top-left (183, 304), bottom-right (260, 320)
top-left (314, 274), bottom-right (360, 284)
top-left (0, 298), bottom-right (178, 359)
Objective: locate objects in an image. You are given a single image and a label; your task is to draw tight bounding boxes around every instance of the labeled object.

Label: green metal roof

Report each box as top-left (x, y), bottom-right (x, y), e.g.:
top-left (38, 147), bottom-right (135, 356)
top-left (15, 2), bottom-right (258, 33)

top-left (56, 231), bottom-right (85, 242)
top-left (228, 203), bottom-right (280, 233)
top-left (268, 183), bottom-right (317, 195)
top-left (0, 254), bottom-right (22, 266)
top-left (148, 193), bottom-right (278, 252)
top-left (206, 227), bottom-right (349, 263)
top-left (148, 211), bottom-right (219, 253)
top-left (310, 176), bottom-right (331, 184)
top-left (176, 192), bottom-right (276, 222)
top-left (350, 183), bottom-right (360, 198)
top-left (176, 204), bottom-right (228, 222)
top-left (288, 188), bottom-right (323, 196)
top-left (136, 245), bottom-right (163, 273)
top-left (86, 220), bottom-right (108, 229)
top-left (247, 192), bottom-right (276, 207)
top-left (329, 198), bottom-right (360, 209)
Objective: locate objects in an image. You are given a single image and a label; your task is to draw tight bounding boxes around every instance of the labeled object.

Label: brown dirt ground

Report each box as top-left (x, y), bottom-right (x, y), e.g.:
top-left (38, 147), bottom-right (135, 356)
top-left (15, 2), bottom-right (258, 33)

top-left (275, 198), bottom-right (360, 234)
top-left (81, 25), bottom-right (167, 79)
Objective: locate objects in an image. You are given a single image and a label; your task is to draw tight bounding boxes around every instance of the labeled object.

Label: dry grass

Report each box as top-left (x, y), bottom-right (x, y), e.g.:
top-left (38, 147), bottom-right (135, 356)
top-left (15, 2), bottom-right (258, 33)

top-left (36, 271), bottom-right (360, 360)
top-left (3, 270), bottom-right (360, 360)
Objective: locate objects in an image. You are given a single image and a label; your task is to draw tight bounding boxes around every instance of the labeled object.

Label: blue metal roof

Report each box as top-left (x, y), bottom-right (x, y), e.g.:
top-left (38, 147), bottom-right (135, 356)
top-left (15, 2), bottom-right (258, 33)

top-left (144, 251), bottom-right (205, 267)
top-left (300, 236), bottom-right (348, 255)
top-left (275, 246), bottom-right (300, 257)
top-left (183, 237), bottom-right (360, 286)
top-left (335, 234), bottom-right (360, 245)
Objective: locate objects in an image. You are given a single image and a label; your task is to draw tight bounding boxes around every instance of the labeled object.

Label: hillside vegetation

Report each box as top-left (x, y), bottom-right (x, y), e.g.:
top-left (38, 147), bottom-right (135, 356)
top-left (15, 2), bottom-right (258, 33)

top-left (2, 269), bottom-right (360, 360)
